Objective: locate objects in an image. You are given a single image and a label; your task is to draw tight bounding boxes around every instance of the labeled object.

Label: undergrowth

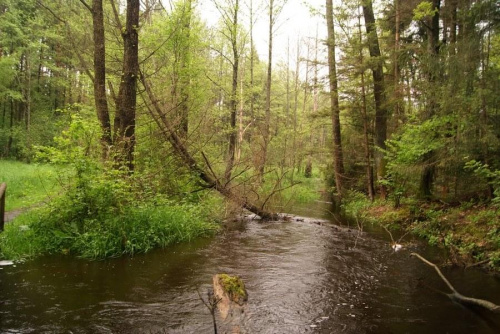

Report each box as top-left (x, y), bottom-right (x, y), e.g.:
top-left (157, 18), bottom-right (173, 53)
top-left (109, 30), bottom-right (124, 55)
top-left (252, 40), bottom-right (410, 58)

top-left (0, 159), bottom-right (221, 260)
top-left (341, 190), bottom-right (500, 269)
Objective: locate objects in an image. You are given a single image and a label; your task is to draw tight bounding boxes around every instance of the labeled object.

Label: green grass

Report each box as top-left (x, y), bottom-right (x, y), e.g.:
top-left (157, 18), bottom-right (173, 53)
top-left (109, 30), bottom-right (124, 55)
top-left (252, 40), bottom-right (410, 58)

top-left (0, 159), bottom-right (222, 260)
top-left (0, 211), bottom-right (41, 259)
top-left (0, 160), bottom-right (67, 211)
top-left (0, 200), bottom-right (220, 260)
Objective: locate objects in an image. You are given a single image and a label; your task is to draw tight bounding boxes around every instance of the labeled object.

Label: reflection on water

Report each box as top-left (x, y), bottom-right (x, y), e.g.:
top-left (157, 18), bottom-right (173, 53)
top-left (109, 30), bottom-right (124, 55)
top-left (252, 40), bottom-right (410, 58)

top-left (1, 201), bottom-right (500, 333)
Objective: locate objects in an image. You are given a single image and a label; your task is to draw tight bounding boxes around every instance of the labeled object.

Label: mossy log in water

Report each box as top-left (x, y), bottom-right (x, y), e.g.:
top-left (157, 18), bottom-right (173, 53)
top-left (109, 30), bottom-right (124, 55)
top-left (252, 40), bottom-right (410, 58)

top-left (218, 274), bottom-right (248, 305)
top-left (213, 274), bottom-right (248, 320)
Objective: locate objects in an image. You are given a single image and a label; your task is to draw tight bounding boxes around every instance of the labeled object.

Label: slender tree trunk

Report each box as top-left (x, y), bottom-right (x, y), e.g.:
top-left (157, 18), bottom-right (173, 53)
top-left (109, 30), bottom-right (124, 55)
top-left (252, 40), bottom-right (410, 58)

top-left (7, 98), bottom-right (13, 156)
top-left (260, 0), bottom-right (274, 179)
top-left (283, 37), bottom-right (290, 168)
top-left (25, 51), bottom-right (31, 161)
top-left (114, 0), bottom-right (140, 170)
top-left (1, 98), bottom-right (5, 129)
top-left (225, 0), bottom-right (239, 182)
top-left (393, 0), bottom-right (402, 126)
top-left (92, 0), bottom-right (113, 157)
top-left (362, 0), bottom-right (388, 199)
top-left (291, 37), bottom-right (300, 181)
top-left (419, 0), bottom-right (440, 200)
top-left (249, 0), bottom-right (255, 123)
top-left (358, 7), bottom-right (375, 201)
top-left (236, 61), bottom-right (244, 165)
top-left (326, 0), bottom-right (345, 198)
top-left (179, 0), bottom-right (192, 138)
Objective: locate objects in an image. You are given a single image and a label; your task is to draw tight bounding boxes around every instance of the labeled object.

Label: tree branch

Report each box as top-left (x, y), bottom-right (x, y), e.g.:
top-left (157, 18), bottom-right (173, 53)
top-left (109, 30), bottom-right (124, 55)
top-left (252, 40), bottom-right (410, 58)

top-left (411, 253), bottom-right (500, 312)
top-left (78, 0), bottom-right (92, 13)
top-left (37, 0), bottom-right (66, 23)
top-left (109, 0), bottom-right (123, 32)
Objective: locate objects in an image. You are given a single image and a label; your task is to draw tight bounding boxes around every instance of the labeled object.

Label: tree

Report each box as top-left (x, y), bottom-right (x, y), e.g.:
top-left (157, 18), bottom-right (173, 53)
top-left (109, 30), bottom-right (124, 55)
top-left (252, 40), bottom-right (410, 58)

top-left (112, 0), bottom-right (140, 170)
top-left (91, 0), bottom-right (112, 155)
top-left (362, 0), bottom-right (388, 199)
top-left (213, 0), bottom-right (241, 182)
top-left (326, 0), bottom-right (345, 198)
top-left (79, 0), bottom-right (139, 169)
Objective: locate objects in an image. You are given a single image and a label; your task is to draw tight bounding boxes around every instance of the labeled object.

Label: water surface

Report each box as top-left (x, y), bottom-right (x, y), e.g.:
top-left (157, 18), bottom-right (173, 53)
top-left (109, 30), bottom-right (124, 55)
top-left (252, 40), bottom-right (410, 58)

top-left (1, 206), bottom-right (500, 333)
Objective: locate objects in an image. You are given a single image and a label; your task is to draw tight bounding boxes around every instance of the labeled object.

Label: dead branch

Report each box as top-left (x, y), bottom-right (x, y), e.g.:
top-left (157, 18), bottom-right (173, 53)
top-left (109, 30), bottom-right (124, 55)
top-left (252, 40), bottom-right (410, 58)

top-left (197, 288), bottom-right (221, 334)
top-left (466, 258), bottom-right (491, 269)
top-left (381, 224), bottom-right (395, 244)
top-left (411, 252), bottom-right (500, 313)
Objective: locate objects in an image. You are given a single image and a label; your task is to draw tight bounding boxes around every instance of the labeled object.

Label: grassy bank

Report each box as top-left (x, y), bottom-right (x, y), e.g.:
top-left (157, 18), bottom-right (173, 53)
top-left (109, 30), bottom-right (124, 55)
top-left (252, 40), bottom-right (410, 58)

top-left (0, 198), bottom-right (220, 260)
top-left (343, 192), bottom-right (500, 270)
top-left (0, 160), bottom-right (222, 260)
top-left (0, 160), bottom-right (67, 211)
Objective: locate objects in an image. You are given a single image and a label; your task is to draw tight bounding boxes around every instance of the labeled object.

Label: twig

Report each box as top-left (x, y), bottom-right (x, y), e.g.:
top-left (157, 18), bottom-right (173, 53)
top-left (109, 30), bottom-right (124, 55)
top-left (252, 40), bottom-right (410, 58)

top-left (466, 258), bottom-right (491, 269)
top-left (197, 288), bottom-right (221, 334)
top-left (78, 0), bottom-right (92, 13)
top-left (381, 224), bottom-right (395, 244)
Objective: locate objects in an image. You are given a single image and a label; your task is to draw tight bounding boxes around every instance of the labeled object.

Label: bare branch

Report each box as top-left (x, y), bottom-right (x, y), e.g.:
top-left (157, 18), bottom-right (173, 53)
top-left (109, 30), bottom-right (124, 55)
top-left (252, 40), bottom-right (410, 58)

top-left (109, 0), bottom-right (123, 32)
top-left (411, 252), bottom-right (500, 312)
top-left (37, 0), bottom-right (66, 23)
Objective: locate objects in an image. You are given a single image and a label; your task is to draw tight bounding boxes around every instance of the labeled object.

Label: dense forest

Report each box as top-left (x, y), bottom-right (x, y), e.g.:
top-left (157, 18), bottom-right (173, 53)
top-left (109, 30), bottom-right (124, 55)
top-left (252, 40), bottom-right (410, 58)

top-left (1, 0), bottom-right (500, 265)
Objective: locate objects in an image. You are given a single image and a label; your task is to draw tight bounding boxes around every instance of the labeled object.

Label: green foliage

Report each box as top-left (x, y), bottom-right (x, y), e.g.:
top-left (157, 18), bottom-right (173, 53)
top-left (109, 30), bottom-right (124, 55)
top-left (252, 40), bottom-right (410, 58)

top-left (386, 116), bottom-right (455, 166)
top-left (465, 160), bottom-right (500, 203)
top-left (0, 160), bottom-right (220, 260)
top-left (413, 1), bottom-right (438, 21)
top-left (0, 211), bottom-right (41, 259)
top-left (34, 104), bottom-right (101, 164)
top-left (341, 190), bottom-right (372, 220)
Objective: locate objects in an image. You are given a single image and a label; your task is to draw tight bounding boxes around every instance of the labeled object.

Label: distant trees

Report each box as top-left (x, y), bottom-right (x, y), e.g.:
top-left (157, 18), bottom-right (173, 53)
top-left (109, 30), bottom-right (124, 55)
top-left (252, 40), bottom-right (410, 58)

top-left (1, 0), bottom-right (499, 211)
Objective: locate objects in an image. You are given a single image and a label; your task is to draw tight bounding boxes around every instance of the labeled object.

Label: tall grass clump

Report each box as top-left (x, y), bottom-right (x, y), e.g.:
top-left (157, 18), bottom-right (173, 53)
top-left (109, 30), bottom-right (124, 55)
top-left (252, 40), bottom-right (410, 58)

top-left (0, 159), bottom-right (220, 260)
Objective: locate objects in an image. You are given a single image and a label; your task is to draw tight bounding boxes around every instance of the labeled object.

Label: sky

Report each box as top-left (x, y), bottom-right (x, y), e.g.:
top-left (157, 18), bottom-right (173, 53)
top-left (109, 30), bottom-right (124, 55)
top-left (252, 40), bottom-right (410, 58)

top-left (197, 0), bottom-right (327, 64)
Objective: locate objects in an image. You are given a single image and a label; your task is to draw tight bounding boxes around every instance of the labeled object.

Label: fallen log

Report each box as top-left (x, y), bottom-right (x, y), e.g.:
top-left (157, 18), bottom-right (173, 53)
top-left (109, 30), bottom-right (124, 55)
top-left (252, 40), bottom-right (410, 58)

top-left (213, 274), bottom-right (248, 320)
top-left (139, 70), bottom-right (278, 220)
top-left (411, 252), bottom-right (500, 313)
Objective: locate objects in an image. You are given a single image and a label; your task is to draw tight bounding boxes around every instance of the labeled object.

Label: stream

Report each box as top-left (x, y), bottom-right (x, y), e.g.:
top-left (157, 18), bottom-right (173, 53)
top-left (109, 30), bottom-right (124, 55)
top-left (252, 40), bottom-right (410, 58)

top-left (1, 201), bottom-right (500, 333)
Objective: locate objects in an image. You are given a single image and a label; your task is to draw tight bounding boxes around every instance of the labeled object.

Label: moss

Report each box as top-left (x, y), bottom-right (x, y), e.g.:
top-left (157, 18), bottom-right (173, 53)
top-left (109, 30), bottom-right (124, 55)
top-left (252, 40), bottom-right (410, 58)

top-left (218, 274), bottom-right (248, 305)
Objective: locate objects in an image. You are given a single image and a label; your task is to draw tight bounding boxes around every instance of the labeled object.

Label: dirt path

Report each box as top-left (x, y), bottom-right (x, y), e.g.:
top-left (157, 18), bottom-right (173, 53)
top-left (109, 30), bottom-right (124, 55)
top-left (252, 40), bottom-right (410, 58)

top-left (4, 208), bottom-right (27, 223)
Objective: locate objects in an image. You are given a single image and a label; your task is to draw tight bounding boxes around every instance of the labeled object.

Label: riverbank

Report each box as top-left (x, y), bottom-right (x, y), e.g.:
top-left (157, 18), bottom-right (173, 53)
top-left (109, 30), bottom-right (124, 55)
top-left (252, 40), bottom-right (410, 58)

top-left (344, 194), bottom-right (500, 271)
top-left (0, 159), bottom-right (223, 260)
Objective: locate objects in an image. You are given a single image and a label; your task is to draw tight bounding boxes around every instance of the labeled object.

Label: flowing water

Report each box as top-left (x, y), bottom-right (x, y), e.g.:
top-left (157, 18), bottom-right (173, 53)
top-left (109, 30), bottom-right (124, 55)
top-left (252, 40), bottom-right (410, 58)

top-left (1, 202), bottom-right (500, 333)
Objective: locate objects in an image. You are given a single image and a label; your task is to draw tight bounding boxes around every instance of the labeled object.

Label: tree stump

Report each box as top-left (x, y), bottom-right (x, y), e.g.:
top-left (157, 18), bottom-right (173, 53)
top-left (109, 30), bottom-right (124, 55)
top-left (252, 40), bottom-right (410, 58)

top-left (213, 274), bottom-right (248, 320)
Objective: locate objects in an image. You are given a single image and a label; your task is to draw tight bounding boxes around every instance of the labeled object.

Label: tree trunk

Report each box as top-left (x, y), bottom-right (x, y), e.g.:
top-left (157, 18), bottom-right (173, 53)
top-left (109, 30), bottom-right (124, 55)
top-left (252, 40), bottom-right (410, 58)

top-left (362, 0), bottom-right (388, 199)
top-left (326, 0), bottom-right (345, 198)
top-left (92, 0), bottom-right (113, 156)
top-left (358, 7), bottom-right (375, 201)
top-left (260, 0), bottom-right (274, 180)
top-left (419, 0), bottom-right (440, 200)
top-left (114, 0), bottom-right (140, 170)
top-left (291, 37), bottom-right (300, 182)
top-left (178, 0), bottom-right (192, 139)
top-left (224, 0), bottom-right (239, 182)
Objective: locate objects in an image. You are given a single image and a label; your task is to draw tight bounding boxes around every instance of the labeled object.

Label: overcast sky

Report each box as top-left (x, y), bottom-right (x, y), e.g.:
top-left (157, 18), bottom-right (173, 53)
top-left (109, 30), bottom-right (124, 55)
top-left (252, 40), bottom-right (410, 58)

top-left (197, 0), bottom-right (327, 64)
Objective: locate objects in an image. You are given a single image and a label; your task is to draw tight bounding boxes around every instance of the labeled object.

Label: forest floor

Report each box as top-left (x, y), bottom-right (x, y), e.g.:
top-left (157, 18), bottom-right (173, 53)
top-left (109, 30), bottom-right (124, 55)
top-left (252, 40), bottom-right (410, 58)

top-left (359, 200), bottom-right (500, 271)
